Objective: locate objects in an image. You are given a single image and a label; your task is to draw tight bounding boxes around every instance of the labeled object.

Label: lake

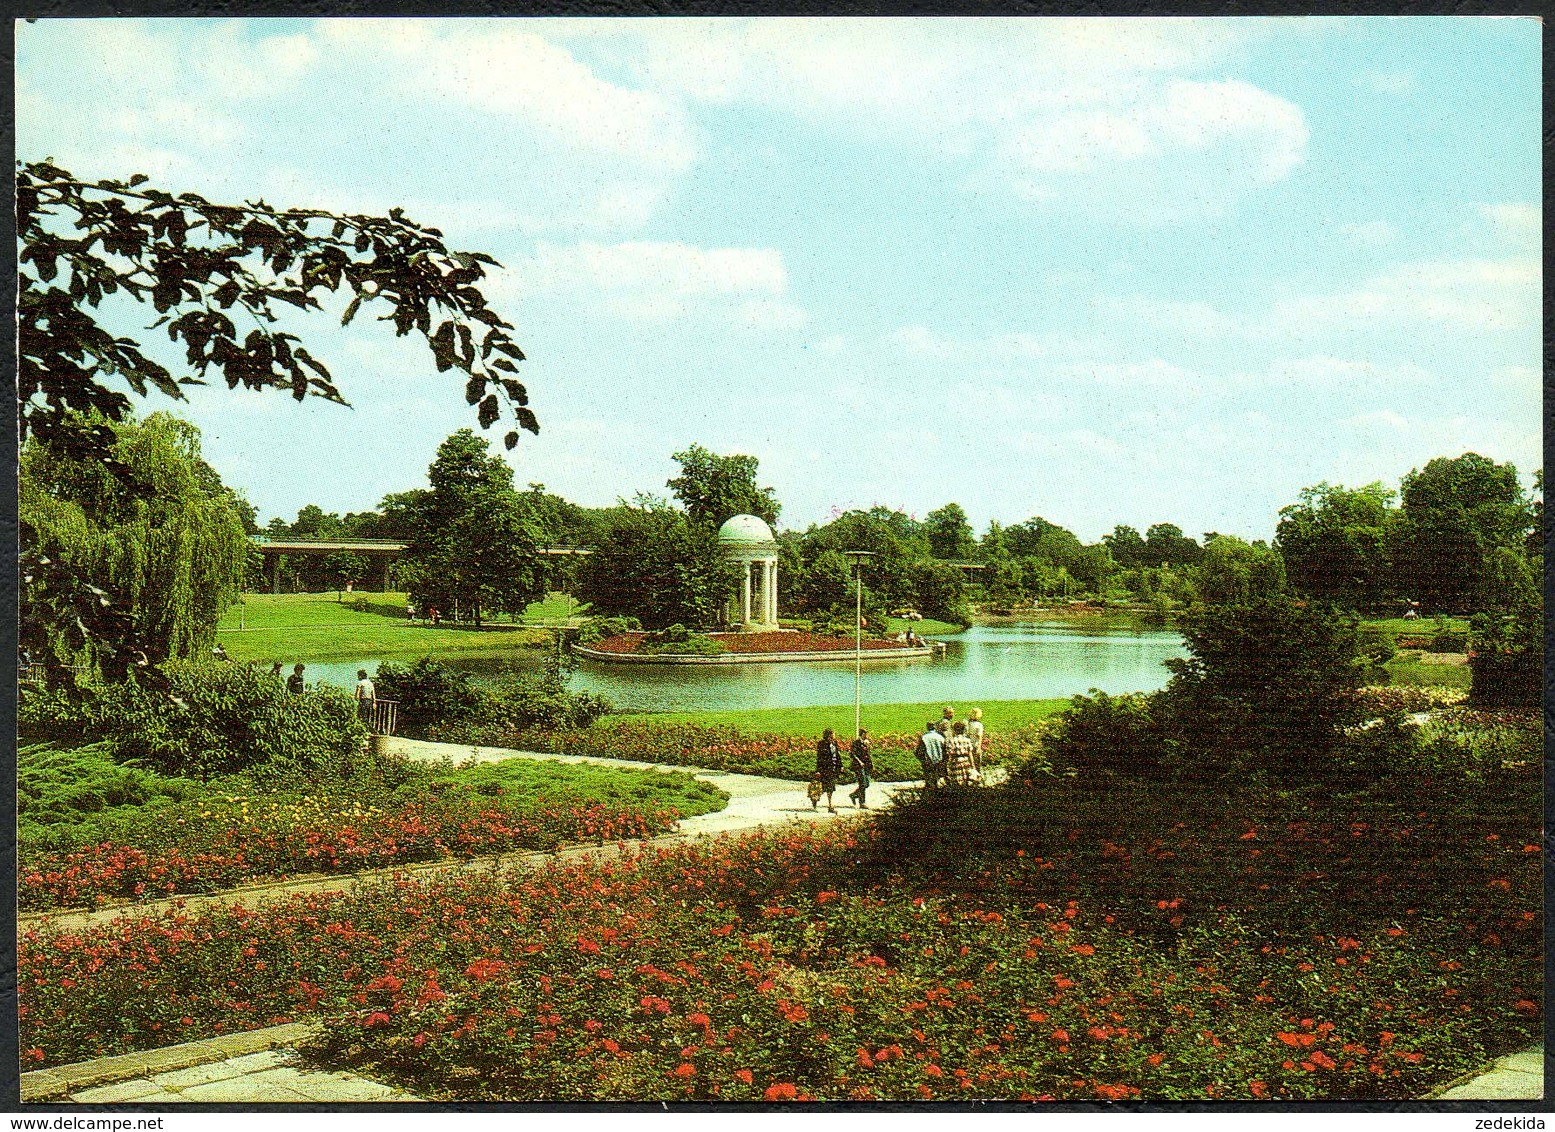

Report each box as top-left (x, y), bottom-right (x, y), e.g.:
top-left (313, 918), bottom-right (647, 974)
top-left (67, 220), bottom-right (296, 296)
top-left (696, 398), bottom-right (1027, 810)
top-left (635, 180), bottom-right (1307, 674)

top-left (305, 620), bottom-right (1186, 713)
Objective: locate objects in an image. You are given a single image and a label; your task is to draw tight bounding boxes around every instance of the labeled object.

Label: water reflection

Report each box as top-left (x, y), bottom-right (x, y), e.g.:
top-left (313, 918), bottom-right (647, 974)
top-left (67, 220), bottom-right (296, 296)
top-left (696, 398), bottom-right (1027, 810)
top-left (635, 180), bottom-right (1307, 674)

top-left (304, 621), bottom-right (1186, 713)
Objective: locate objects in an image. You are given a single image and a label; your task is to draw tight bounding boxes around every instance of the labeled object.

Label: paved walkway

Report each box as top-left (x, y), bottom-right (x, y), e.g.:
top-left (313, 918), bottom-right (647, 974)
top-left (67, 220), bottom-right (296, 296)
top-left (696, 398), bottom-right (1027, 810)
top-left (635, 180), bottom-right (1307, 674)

top-left (1429, 1044), bottom-right (1544, 1101)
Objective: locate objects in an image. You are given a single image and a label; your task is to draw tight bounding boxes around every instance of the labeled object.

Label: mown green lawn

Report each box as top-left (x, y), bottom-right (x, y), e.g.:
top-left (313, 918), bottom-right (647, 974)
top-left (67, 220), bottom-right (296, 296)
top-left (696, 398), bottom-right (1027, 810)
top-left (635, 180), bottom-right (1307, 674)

top-left (603, 698), bottom-right (1071, 738)
top-left (1386, 657), bottom-right (1473, 688)
top-left (217, 592), bottom-right (554, 663)
top-left (1364, 616), bottom-right (1471, 636)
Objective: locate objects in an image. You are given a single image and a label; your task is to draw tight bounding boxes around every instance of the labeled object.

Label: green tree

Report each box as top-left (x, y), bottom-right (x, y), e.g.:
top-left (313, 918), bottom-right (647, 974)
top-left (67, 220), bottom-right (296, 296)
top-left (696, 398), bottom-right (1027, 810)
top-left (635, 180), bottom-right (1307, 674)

top-left (1388, 453), bottom-right (1533, 612)
top-left (1193, 536), bottom-right (1287, 606)
top-left (1142, 523), bottom-right (1203, 568)
top-left (400, 430), bottom-right (546, 625)
top-left (1103, 524), bottom-right (1148, 569)
top-left (666, 444), bottom-right (781, 529)
top-left (1276, 482), bottom-right (1395, 609)
top-left (577, 502), bottom-right (738, 629)
top-left (20, 413), bottom-right (249, 678)
top-left (795, 549), bottom-right (853, 614)
top-left (923, 503), bottom-right (976, 560)
top-left (18, 160), bottom-right (536, 672)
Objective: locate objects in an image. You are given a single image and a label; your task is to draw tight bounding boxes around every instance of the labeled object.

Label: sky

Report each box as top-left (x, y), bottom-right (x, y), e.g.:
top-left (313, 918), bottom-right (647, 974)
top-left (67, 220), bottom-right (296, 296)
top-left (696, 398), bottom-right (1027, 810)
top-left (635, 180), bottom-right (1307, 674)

top-left (15, 16), bottom-right (1543, 542)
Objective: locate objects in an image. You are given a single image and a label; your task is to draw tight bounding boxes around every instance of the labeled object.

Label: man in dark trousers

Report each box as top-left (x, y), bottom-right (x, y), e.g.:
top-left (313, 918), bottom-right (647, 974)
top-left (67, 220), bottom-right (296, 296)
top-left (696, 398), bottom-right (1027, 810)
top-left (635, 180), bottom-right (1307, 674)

top-left (848, 729), bottom-right (875, 809)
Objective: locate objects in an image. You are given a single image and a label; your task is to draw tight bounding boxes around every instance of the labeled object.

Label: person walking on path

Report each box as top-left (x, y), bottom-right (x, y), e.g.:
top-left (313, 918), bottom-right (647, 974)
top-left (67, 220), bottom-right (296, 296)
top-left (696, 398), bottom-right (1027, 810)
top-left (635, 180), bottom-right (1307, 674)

top-left (916, 719), bottom-right (947, 791)
top-left (848, 730), bottom-right (875, 809)
top-left (815, 728), bottom-right (844, 814)
top-left (966, 707), bottom-right (986, 775)
top-left (286, 663), bottom-right (306, 695)
top-left (945, 720), bottom-right (977, 786)
top-left (354, 669), bottom-right (376, 723)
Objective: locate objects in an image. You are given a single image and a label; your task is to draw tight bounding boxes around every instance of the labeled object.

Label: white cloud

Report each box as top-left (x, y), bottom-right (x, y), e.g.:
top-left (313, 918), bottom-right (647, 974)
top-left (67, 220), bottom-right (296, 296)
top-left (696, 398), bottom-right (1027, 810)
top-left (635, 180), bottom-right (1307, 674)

top-left (890, 326), bottom-right (958, 359)
top-left (1011, 79), bottom-right (1307, 184)
top-left (1477, 202), bottom-right (1541, 241)
top-left (498, 241), bottom-right (798, 326)
top-left (316, 20), bottom-right (695, 173)
top-left (1271, 257), bottom-right (1540, 332)
top-left (1095, 294), bottom-right (1235, 339)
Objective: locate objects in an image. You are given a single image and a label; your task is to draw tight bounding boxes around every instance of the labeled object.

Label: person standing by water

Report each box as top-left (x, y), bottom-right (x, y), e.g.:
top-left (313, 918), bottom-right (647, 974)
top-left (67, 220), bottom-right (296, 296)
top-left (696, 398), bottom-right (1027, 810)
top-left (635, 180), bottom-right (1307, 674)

top-left (815, 728), bottom-right (844, 814)
top-left (848, 729), bottom-right (875, 809)
top-left (937, 705), bottom-right (955, 736)
top-left (286, 663), bottom-right (306, 695)
top-left (269, 661), bottom-right (284, 680)
top-left (966, 707), bottom-right (986, 777)
top-left (945, 720), bottom-right (977, 786)
top-left (354, 668), bottom-right (376, 722)
top-left (916, 719), bottom-right (946, 791)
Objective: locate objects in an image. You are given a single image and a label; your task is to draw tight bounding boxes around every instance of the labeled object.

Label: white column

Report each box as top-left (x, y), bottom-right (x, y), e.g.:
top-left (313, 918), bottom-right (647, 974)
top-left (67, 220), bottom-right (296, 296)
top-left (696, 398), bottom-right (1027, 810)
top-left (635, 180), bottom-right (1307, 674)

top-left (741, 562), bottom-right (752, 626)
top-left (767, 559), bottom-right (778, 624)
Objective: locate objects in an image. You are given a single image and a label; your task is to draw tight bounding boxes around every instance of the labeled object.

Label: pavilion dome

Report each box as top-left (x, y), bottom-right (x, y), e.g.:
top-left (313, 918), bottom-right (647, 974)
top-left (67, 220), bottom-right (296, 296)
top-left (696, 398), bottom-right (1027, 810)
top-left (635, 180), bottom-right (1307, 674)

top-left (717, 513), bottom-right (776, 545)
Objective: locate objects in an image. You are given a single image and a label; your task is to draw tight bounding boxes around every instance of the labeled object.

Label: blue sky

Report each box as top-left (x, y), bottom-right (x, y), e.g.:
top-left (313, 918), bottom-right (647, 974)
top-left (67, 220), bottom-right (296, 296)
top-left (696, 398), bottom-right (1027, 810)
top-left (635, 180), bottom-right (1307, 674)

top-left (16, 16), bottom-right (1542, 541)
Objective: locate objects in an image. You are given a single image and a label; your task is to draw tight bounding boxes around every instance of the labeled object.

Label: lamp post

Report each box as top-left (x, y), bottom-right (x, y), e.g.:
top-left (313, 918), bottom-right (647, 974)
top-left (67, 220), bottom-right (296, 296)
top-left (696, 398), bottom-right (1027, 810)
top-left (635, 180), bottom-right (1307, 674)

top-left (843, 551), bottom-right (875, 739)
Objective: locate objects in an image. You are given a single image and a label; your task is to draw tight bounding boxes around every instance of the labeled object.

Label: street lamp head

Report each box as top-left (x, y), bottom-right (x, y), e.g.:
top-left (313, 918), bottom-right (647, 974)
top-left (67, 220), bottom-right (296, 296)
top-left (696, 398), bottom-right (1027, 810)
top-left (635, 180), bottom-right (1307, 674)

top-left (843, 550), bottom-right (876, 568)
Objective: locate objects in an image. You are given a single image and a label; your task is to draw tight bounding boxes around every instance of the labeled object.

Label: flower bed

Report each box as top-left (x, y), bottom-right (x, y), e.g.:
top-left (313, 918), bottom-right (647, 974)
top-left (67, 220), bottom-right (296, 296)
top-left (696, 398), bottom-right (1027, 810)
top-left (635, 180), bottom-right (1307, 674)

top-left (589, 631), bottom-right (921, 656)
top-left (19, 791), bottom-right (685, 914)
top-left (20, 803), bottom-right (1540, 1099)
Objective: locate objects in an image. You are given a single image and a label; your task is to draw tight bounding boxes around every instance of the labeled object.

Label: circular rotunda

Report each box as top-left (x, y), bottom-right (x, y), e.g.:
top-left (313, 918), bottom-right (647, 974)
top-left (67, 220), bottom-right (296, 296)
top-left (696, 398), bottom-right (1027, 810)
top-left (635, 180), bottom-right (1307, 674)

top-left (717, 514), bottom-right (780, 630)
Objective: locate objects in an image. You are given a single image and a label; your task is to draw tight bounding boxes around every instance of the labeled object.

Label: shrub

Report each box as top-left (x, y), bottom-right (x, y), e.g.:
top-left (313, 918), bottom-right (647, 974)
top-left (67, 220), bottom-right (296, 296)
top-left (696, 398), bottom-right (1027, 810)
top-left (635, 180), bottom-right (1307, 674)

top-left (21, 662), bottom-right (366, 781)
top-left (104, 661), bottom-right (367, 780)
top-left (18, 741), bottom-right (203, 838)
top-left (377, 658), bottom-right (612, 741)
top-left (1468, 602), bottom-right (1541, 709)
top-left (1163, 596), bottom-right (1366, 777)
top-left (1038, 690), bottom-right (1168, 778)
top-left (638, 626), bottom-right (725, 656)
top-left (577, 615), bottom-right (642, 646)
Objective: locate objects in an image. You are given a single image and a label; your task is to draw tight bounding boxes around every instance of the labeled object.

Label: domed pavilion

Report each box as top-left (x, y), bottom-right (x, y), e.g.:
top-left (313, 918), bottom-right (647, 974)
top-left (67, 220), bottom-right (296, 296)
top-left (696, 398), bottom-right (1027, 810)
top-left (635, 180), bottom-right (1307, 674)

top-left (718, 514), bottom-right (780, 630)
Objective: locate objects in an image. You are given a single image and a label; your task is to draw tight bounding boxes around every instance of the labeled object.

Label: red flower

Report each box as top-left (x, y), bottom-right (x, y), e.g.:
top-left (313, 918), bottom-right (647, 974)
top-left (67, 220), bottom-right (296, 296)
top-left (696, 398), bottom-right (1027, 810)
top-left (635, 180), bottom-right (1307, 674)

top-left (765, 1082), bottom-right (799, 1101)
top-left (673, 1063), bottom-right (697, 1078)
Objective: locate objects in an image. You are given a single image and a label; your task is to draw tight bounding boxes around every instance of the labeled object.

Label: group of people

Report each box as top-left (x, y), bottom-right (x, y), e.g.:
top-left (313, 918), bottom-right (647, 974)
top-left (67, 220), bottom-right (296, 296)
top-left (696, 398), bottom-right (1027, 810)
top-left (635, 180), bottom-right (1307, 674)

top-left (406, 600), bottom-right (442, 625)
top-left (915, 706), bottom-right (985, 790)
top-left (266, 662), bottom-right (377, 719)
top-left (810, 727), bottom-right (876, 813)
top-left (808, 705), bottom-right (987, 813)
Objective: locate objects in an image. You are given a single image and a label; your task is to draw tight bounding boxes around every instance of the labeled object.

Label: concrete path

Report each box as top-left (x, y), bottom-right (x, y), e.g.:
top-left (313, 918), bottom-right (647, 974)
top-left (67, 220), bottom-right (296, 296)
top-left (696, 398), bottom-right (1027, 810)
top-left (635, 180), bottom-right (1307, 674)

top-left (1428, 1044), bottom-right (1544, 1101)
top-left (385, 736), bottom-right (922, 838)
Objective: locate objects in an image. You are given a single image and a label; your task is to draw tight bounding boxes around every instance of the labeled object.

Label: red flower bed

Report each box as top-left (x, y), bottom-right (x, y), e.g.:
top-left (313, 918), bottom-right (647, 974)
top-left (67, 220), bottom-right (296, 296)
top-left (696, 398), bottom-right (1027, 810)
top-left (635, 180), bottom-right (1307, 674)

top-left (589, 631), bottom-right (918, 655)
top-left (20, 788), bottom-right (1540, 1100)
top-left (19, 798), bottom-right (681, 913)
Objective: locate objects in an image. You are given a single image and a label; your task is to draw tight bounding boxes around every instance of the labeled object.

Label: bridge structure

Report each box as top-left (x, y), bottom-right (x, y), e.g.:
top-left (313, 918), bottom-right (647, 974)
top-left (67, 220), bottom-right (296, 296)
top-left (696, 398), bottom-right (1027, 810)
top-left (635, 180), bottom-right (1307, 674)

top-left (250, 537), bottom-right (593, 594)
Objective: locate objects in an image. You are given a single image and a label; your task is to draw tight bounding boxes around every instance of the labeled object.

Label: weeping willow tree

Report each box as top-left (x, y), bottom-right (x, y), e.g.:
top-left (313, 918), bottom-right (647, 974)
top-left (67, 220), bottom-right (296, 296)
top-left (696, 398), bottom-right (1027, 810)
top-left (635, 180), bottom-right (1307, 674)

top-left (20, 412), bottom-right (249, 680)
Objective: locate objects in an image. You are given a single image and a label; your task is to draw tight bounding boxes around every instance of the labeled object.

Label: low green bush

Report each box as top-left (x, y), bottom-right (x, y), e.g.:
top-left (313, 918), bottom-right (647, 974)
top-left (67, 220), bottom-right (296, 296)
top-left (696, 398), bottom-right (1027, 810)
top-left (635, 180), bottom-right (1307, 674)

top-left (19, 662), bottom-right (367, 781)
top-left (375, 658), bottom-right (612, 742)
top-left (18, 741), bottom-right (203, 840)
top-left (576, 615), bottom-right (642, 646)
top-left (1036, 690), bottom-right (1166, 778)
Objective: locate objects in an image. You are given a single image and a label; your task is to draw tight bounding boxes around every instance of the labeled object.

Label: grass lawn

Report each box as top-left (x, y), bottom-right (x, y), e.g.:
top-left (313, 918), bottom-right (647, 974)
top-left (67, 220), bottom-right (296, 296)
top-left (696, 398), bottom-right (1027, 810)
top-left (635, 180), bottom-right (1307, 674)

top-left (602, 698), bottom-right (1071, 737)
top-left (1386, 656), bottom-right (1473, 688)
top-left (1364, 616), bottom-right (1470, 636)
top-left (217, 592), bottom-right (553, 663)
